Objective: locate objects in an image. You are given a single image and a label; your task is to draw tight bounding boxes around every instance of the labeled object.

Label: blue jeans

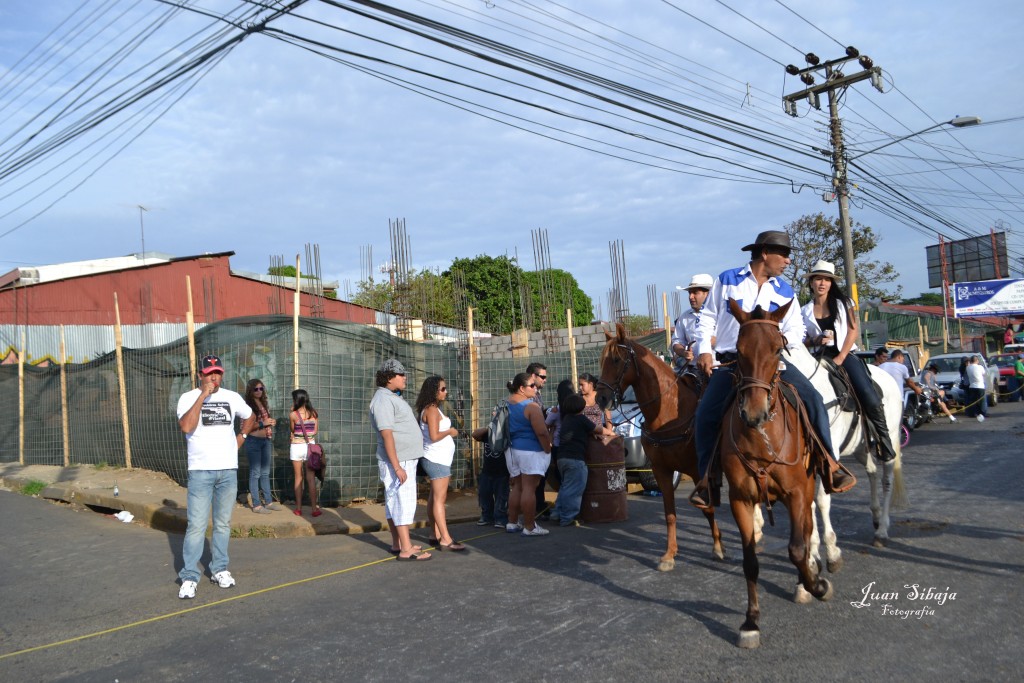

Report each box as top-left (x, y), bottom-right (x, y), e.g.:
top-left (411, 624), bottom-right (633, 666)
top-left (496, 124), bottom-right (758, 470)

top-left (695, 363), bottom-right (837, 480)
top-left (245, 436), bottom-right (273, 507)
top-left (554, 458), bottom-right (588, 524)
top-left (841, 354), bottom-right (880, 411)
top-left (478, 470), bottom-right (509, 525)
top-left (179, 469), bottom-right (237, 583)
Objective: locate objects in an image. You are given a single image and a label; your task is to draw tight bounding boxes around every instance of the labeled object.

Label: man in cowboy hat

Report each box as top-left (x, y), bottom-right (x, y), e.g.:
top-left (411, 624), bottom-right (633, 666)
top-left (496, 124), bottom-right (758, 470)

top-left (671, 273), bottom-right (714, 374)
top-left (688, 231), bottom-right (855, 508)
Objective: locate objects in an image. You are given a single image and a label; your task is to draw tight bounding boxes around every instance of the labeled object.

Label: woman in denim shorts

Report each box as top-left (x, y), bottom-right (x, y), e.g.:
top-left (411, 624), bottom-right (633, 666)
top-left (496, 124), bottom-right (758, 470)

top-left (416, 376), bottom-right (465, 551)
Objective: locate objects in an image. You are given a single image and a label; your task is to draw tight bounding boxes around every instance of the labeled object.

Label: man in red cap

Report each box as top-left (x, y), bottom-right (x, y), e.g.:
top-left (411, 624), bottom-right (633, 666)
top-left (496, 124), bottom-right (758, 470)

top-left (175, 354), bottom-right (253, 599)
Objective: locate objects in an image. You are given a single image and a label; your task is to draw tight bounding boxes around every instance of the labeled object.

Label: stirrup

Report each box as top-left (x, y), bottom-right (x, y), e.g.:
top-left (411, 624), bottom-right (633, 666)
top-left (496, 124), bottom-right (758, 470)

top-left (688, 479), bottom-right (713, 509)
top-left (825, 464), bottom-right (857, 494)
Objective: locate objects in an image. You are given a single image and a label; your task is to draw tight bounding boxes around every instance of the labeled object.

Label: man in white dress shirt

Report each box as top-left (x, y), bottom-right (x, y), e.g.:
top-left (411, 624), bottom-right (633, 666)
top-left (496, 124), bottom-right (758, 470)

top-left (689, 231), bottom-right (855, 508)
top-left (671, 273), bottom-right (713, 375)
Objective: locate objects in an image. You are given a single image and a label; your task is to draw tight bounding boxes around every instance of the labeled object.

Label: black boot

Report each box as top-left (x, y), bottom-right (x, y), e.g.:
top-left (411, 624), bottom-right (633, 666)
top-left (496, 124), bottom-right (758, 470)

top-left (865, 403), bottom-right (897, 462)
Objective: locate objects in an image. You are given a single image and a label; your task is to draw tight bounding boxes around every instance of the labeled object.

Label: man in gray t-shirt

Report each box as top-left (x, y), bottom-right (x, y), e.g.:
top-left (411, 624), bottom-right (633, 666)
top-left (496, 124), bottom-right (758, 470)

top-left (369, 359), bottom-right (431, 561)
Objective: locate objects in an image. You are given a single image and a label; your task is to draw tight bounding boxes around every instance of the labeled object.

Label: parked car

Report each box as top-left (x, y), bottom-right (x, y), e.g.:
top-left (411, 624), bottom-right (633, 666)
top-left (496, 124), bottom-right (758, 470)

top-left (610, 386), bottom-right (681, 492)
top-left (988, 353), bottom-right (1023, 402)
top-left (924, 353), bottom-right (999, 407)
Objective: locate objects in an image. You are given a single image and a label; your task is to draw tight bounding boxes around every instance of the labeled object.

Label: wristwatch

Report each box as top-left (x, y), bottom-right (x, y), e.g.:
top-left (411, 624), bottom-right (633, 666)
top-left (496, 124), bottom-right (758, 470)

top-left (240, 433), bottom-right (248, 440)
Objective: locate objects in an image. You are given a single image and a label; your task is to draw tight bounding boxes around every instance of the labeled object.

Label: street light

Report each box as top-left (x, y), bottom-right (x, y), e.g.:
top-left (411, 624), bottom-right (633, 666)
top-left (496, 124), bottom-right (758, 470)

top-left (835, 115), bottom-right (981, 346)
top-left (847, 116), bottom-right (982, 160)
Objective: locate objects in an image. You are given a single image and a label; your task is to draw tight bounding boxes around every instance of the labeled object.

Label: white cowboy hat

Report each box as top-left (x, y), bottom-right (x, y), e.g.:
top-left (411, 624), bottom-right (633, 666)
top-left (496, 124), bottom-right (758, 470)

top-left (805, 260), bottom-right (839, 280)
top-left (678, 273), bottom-right (714, 291)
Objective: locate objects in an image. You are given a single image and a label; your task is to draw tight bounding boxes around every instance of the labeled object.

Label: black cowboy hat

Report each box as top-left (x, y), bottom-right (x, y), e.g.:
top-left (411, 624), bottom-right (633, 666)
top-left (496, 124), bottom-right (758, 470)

top-left (741, 230), bottom-right (791, 252)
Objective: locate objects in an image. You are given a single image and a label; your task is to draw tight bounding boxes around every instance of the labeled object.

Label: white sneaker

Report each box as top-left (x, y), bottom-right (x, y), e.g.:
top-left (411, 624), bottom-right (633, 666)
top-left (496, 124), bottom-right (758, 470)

top-left (949, 415), bottom-right (957, 423)
top-left (178, 580), bottom-right (198, 599)
top-left (976, 414), bottom-right (986, 423)
top-left (522, 524), bottom-right (550, 537)
top-left (211, 570), bottom-right (236, 588)
top-left (505, 523), bottom-right (523, 533)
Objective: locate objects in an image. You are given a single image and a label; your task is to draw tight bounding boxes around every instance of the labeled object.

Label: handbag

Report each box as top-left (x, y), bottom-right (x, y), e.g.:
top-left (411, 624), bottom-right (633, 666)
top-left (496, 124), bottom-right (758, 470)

top-left (296, 412), bottom-right (324, 471)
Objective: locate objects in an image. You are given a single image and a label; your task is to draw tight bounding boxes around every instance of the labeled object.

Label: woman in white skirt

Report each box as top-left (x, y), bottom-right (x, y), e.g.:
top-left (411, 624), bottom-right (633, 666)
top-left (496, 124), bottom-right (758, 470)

top-left (289, 389), bottom-right (321, 517)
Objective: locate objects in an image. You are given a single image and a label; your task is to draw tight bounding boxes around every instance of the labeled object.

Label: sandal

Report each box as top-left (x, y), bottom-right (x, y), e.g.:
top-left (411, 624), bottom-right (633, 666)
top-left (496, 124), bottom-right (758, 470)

top-left (436, 541), bottom-right (466, 552)
top-left (312, 508), bottom-right (323, 517)
top-left (395, 551), bottom-right (432, 562)
top-left (293, 508), bottom-right (302, 516)
top-left (389, 545), bottom-right (423, 555)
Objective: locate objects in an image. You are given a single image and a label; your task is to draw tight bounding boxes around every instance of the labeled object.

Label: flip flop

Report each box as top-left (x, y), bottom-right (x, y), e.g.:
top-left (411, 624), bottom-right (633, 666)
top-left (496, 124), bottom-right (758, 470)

top-left (389, 545), bottom-right (423, 555)
top-left (395, 551), bottom-right (432, 562)
top-left (436, 541), bottom-right (466, 552)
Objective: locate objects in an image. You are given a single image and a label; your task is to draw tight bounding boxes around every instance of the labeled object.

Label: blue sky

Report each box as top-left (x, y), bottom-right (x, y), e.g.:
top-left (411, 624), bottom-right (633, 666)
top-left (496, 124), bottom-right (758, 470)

top-left (1, 0), bottom-right (1021, 323)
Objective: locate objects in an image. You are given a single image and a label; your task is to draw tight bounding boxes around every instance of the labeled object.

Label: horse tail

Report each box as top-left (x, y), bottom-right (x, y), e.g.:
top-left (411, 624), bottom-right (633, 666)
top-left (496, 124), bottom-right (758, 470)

top-left (890, 444), bottom-right (908, 510)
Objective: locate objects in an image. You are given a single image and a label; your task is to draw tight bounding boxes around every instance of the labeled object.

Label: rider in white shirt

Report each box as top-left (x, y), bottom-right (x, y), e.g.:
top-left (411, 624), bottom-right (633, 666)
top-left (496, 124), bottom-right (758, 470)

top-left (671, 273), bottom-right (713, 374)
top-left (689, 231), bottom-right (855, 509)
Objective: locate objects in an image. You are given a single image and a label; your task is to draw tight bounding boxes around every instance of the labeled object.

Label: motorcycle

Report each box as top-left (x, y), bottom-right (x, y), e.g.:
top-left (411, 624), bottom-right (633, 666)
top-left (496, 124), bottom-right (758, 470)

top-left (902, 386), bottom-right (936, 431)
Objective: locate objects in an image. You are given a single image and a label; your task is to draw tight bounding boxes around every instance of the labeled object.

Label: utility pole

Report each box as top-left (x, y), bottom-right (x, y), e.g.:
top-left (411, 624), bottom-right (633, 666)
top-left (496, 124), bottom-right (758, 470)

top-left (782, 47), bottom-right (884, 345)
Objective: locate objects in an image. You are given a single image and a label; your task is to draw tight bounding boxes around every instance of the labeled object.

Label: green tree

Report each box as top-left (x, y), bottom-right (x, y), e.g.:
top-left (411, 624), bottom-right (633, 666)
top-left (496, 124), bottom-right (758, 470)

top-left (899, 292), bottom-right (944, 306)
top-left (351, 269), bottom-right (456, 325)
top-left (784, 212), bottom-right (902, 303)
top-left (621, 313), bottom-right (655, 337)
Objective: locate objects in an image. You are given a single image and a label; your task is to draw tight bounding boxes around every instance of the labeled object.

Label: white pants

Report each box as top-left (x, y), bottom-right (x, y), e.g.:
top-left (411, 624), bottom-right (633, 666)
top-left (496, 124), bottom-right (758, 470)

top-left (379, 458), bottom-right (419, 526)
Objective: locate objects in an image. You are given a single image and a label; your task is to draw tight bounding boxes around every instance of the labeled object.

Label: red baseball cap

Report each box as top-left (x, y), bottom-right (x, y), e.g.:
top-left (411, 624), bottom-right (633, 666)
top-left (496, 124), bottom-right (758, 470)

top-left (200, 355), bottom-right (225, 375)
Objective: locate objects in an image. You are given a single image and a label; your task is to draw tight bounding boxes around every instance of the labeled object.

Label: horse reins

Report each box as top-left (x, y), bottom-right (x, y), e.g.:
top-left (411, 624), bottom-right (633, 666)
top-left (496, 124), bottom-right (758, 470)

top-left (599, 341), bottom-right (698, 447)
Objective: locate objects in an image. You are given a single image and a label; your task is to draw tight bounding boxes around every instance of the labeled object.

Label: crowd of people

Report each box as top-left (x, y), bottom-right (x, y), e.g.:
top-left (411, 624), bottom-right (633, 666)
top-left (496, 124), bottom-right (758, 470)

top-left (173, 353), bottom-right (613, 594)
top-left (173, 229), bottom-right (1007, 597)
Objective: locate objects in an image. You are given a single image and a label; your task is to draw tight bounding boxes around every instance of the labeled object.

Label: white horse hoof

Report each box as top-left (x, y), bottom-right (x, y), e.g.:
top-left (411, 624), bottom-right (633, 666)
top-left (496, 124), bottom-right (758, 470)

top-left (872, 537), bottom-right (887, 549)
top-left (656, 559), bottom-right (675, 572)
top-left (737, 630), bottom-right (760, 649)
top-left (827, 556), bottom-right (844, 573)
top-left (794, 584), bottom-right (813, 604)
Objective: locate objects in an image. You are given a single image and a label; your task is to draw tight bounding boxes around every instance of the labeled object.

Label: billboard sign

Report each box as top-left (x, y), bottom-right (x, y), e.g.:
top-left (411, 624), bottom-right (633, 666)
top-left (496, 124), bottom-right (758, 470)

top-left (926, 232), bottom-right (1008, 289)
top-left (952, 279), bottom-right (1024, 318)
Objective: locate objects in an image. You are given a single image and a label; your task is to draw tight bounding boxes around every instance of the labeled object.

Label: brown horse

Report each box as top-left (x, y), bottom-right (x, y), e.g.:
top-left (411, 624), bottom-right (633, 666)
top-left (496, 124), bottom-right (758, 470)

top-left (725, 300), bottom-right (833, 649)
top-left (597, 324), bottom-right (724, 571)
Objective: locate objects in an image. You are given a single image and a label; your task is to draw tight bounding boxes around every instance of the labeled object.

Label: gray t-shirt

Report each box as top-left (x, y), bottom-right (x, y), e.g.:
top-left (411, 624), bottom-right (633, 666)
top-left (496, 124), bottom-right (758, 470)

top-left (369, 387), bottom-right (422, 463)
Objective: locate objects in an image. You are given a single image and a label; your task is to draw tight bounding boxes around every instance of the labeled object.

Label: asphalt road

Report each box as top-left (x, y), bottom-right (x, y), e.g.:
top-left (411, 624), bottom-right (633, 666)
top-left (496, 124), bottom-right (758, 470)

top-left (1, 403), bottom-right (1021, 682)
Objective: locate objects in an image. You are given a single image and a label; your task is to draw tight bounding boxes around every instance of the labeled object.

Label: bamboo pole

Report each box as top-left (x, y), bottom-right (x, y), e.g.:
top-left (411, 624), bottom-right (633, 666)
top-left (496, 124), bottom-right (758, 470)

top-left (293, 254), bottom-right (301, 389)
top-left (18, 329), bottom-right (25, 465)
top-left (114, 293), bottom-right (133, 469)
top-left (567, 308), bottom-right (578, 392)
top-left (467, 306), bottom-right (478, 485)
top-left (662, 292), bottom-right (671, 353)
top-left (186, 275), bottom-right (196, 388)
top-left (60, 325), bottom-right (70, 467)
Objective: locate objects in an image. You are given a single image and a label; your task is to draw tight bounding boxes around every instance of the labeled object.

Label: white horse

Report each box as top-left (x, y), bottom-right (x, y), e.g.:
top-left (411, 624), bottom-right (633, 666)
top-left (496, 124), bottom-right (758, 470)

top-left (771, 344), bottom-right (906, 602)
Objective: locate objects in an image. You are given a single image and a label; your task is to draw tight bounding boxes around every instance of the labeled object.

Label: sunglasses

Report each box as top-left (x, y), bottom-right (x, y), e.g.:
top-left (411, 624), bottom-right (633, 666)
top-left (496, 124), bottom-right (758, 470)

top-left (439, 387), bottom-right (448, 392)
top-left (536, 374), bottom-right (547, 380)
top-left (253, 387), bottom-right (265, 392)
top-left (526, 384), bottom-right (537, 389)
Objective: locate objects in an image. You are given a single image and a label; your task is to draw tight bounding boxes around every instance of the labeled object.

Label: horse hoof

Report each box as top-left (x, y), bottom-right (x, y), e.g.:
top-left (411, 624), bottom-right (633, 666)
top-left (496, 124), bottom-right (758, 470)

top-left (656, 559), bottom-right (676, 572)
top-left (737, 630), bottom-right (760, 649)
top-left (826, 556), bottom-right (844, 573)
top-left (712, 550), bottom-right (727, 562)
top-left (794, 584), bottom-right (813, 604)
top-left (872, 537), bottom-right (887, 549)
top-left (817, 578), bottom-right (834, 602)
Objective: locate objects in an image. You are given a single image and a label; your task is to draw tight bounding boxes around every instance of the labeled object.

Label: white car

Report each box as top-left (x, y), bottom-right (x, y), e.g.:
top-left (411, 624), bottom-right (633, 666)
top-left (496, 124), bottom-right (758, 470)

top-left (924, 353), bottom-right (999, 407)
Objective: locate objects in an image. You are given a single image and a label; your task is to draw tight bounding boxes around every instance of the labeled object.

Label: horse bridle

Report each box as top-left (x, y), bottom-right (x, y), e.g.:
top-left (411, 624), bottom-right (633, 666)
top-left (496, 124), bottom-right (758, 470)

top-left (734, 318), bottom-right (785, 398)
top-left (599, 341), bottom-right (696, 446)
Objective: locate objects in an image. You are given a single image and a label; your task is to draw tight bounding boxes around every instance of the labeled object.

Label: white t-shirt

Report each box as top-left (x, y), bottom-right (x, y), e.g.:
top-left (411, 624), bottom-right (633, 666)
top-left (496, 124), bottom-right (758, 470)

top-left (176, 388), bottom-right (252, 470)
top-left (966, 363), bottom-right (986, 389)
top-left (879, 360), bottom-right (910, 388)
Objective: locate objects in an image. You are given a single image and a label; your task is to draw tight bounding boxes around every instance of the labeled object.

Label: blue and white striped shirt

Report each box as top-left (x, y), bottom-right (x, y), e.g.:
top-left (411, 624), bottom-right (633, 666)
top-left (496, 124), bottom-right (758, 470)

top-left (695, 264), bottom-right (805, 357)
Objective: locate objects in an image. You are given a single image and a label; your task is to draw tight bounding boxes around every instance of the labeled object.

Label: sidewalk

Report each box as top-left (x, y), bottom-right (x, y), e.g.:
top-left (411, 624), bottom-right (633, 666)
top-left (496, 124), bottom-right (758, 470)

top-left (0, 462), bottom-right (485, 539)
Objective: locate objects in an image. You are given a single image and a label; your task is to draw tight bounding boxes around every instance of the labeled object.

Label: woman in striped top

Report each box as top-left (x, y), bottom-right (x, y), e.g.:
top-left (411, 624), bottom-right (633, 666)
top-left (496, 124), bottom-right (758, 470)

top-left (289, 389), bottom-right (321, 517)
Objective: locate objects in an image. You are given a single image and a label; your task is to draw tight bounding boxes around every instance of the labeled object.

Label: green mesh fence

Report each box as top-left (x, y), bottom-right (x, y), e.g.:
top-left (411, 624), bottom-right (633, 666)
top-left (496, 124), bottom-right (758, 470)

top-left (0, 318), bottom-right (665, 506)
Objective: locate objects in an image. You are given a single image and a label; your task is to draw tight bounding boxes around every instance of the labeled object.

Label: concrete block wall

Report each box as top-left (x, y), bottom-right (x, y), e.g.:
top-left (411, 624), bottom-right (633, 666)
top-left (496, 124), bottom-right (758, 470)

top-left (476, 324), bottom-right (613, 359)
